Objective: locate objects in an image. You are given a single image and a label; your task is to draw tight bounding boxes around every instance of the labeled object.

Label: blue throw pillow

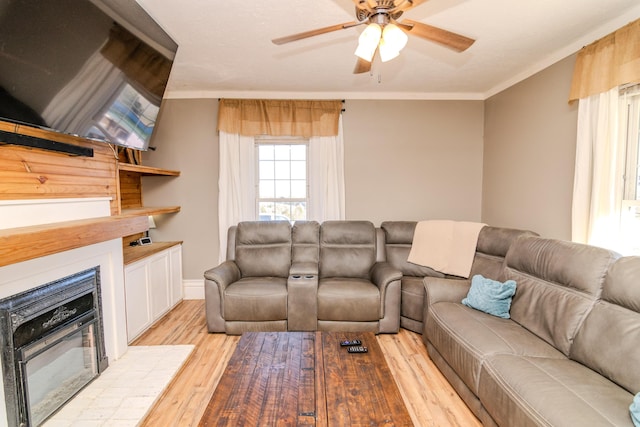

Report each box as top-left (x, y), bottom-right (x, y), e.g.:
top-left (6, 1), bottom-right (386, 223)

top-left (631, 392), bottom-right (640, 427)
top-left (462, 275), bottom-right (517, 319)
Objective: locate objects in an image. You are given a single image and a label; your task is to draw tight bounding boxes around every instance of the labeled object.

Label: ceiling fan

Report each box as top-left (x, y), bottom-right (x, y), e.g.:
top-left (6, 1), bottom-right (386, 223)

top-left (272, 0), bottom-right (475, 74)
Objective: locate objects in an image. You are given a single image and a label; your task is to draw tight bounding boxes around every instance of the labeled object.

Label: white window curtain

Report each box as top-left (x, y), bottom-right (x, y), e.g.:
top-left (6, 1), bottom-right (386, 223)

top-left (571, 87), bottom-right (626, 250)
top-left (217, 116), bottom-right (345, 263)
top-left (308, 115), bottom-right (346, 222)
top-left (217, 130), bottom-right (256, 262)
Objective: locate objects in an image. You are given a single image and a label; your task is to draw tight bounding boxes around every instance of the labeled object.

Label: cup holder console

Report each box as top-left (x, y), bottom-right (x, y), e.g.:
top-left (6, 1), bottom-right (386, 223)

top-left (290, 274), bottom-right (316, 279)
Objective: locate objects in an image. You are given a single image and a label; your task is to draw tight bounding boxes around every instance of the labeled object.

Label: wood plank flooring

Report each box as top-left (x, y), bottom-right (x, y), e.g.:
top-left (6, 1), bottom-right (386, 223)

top-left (132, 300), bottom-right (481, 427)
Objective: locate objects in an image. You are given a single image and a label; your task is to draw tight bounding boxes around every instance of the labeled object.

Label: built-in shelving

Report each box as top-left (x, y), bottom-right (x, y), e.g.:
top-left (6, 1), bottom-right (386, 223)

top-left (117, 161), bottom-right (181, 261)
top-left (121, 206), bottom-right (181, 217)
top-left (123, 240), bottom-right (183, 265)
top-left (117, 163), bottom-right (180, 177)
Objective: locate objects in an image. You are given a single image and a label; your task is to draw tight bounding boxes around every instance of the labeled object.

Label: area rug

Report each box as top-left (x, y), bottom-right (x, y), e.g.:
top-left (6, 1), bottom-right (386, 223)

top-left (43, 345), bottom-right (194, 426)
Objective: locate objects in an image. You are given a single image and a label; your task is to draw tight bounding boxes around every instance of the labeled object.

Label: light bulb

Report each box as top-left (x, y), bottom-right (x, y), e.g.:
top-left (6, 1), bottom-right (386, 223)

top-left (379, 39), bottom-right (400, 62)
top-left (382, 24), bottom-right (408, 52)
top-left (354, 23), bottom-right (382, 62)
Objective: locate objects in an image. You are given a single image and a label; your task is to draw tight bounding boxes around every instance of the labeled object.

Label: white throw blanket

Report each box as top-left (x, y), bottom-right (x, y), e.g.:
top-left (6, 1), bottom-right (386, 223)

top-left (407, 220), bottom-right (486, 278)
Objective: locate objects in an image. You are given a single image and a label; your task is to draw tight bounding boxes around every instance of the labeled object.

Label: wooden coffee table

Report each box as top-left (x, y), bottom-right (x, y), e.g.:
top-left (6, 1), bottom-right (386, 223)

top-left (199, 331), bottom-right (413, 426)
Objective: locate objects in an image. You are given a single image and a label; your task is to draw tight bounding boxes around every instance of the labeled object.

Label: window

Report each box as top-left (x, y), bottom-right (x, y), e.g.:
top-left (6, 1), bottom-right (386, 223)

top-left (256, 140), bottom-right (308, 222)
top-left (620, 85), bottom-right (640, 254)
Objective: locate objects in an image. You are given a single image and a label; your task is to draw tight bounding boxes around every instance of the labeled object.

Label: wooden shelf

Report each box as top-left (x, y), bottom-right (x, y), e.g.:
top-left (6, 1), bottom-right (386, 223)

top-left (122, 206), bottom-right (181, 216)
top-left (0, 215), bottom-right (148, 267)
top-left (123, 241), bottom-right (183, 265)
top-left (118, 163), bottom-right (180, 176)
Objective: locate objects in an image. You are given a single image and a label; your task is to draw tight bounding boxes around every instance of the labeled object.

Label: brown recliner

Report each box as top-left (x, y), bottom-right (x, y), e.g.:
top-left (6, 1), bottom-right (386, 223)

top-left (316, 220), bottom-right (402, 334)
top-left (204, 221), bottom-right (293, 334)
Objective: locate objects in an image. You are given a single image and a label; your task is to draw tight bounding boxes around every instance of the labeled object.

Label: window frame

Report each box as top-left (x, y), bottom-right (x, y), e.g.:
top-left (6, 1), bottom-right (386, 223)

top-left (254, 136), bottom-right (309, 222)
top-left (620, 84), bottom-right (640, 254)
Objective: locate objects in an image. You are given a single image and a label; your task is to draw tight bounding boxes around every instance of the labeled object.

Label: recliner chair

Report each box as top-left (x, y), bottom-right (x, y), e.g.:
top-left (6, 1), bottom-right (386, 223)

top-left (204, 221), bottom-right (292, 334)
top-left (316, 220), bottom-right (402, 333)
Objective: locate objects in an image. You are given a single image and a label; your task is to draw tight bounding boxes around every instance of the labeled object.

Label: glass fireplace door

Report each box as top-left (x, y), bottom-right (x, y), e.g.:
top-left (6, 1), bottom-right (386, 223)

top-left (20, 317), bottom-right (99, 426)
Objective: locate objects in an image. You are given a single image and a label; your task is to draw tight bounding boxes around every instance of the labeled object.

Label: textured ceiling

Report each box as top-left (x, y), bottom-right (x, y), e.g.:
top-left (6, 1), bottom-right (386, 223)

top-left (137, 0), bottom-right (640, 100)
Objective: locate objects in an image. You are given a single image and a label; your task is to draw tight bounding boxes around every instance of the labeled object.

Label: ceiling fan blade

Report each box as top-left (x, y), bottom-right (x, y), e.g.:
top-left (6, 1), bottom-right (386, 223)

top-left (353, 46), bottom-right (377, 74)
top-left (353, 57), bottom-right (372, 74)
top-left (272, 21), bottom-right (361, 45)
top-left (401, 19), bottom-right (475, 52)
top-left (391, 0), bottom-right (430, 13)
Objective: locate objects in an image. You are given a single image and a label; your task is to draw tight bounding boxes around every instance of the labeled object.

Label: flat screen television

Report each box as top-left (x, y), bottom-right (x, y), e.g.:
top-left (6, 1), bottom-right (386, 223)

top-left (0, 0), bottom-right (178, 151)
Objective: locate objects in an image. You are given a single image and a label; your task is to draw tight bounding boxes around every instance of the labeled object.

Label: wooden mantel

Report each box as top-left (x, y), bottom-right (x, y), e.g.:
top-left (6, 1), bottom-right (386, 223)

top-left (0, 215), bottom-right (148, 267)
top-left (0, 121), bottom-right (181, 268)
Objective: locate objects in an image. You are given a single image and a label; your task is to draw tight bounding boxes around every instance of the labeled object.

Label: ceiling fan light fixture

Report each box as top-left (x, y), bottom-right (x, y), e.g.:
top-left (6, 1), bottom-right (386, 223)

top-left (354, 23), bottom-right (381, 62)
top-left (382, 23), bottom-right (408, 52)
top-left (379, 39), bottom-right (400, 62)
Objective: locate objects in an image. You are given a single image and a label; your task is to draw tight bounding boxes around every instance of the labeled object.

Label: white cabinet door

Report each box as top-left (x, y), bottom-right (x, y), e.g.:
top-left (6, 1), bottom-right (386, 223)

top-left (149, 252), bottom-right (171, 320)
top-left (124, 244), bottom-right (183, 343)
top-left (124, 261), bottom-right (151, 341)
top-left (169, 245), bottom-right (183, 307)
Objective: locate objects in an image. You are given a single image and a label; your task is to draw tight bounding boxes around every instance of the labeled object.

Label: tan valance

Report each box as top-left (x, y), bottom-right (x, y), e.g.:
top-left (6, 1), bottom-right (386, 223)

top-left (217, 99), bottom-right (342, 137)
top-left (569, 19), bottom-right (640, 101)
top-left (101, 24), bottom-right (172, 101)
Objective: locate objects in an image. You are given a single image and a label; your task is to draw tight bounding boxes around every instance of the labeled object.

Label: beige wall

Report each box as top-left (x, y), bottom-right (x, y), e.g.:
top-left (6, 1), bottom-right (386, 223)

top-left (482, 54), bottom-right (579, 240)
top-left (142, 55), bottom-right (580, 280)
top-left (143, 98), bottom-right (484, 279)
top-left (343, 100), bottom-right (484, 225)
top-left (142, 98), bottom-right (220, 281)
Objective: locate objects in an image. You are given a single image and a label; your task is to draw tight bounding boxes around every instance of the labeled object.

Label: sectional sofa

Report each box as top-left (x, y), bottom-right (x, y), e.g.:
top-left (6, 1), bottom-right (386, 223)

top-left (204, 219), bottom-right (640, 426)
top-left (423, 235), bottom-right (640, 427)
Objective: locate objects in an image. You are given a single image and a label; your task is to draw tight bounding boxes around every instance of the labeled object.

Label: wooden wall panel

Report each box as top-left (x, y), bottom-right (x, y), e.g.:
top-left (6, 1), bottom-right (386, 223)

top-left (0, 122), bottom-right (120, 215)
top-left (119, 171), bottom-right (143, 209)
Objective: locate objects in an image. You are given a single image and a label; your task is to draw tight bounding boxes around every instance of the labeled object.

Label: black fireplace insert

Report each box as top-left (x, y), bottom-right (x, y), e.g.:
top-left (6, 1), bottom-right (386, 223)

top-left (0, 267), bottom-right (108, 427)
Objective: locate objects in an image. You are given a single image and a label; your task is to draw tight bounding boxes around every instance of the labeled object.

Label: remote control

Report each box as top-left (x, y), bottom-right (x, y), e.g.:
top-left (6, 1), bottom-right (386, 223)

top-left (340, 339), bottom-right (362, 347)
top-left (347, 346), bottom-right (368, 353)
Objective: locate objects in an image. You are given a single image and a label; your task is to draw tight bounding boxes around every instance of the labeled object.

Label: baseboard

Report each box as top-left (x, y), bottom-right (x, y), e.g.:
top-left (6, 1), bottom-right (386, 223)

top-left (183, 279), bottom-right (204, 299)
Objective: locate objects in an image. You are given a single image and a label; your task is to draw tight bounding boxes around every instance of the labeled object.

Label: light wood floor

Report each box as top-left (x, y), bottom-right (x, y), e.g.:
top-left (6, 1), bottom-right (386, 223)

top-left (132, 300), bottom-right (481, 427)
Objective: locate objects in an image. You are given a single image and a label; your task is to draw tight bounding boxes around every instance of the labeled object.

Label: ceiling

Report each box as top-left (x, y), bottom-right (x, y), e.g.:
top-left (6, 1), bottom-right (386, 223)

top-left (137, 0), bottom-right (640, 100)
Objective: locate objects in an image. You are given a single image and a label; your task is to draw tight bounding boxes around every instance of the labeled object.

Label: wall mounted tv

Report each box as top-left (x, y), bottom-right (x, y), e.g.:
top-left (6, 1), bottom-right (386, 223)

top-left (0, 0), bottom-right (178, 151)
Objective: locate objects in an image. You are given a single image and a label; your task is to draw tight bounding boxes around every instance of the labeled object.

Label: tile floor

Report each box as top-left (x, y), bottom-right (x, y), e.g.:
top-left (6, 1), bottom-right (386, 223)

top-left (43, 345), bottom-right (194, 427)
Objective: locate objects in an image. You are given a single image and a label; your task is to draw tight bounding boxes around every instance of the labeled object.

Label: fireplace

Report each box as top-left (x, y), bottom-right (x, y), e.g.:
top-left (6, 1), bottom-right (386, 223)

top-left (0, 267), bottom-right (108, 427)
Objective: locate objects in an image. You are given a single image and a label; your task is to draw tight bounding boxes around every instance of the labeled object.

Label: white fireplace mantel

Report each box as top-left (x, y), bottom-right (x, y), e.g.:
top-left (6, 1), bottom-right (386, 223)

top-left (0, 198), bottom-right (133, 427)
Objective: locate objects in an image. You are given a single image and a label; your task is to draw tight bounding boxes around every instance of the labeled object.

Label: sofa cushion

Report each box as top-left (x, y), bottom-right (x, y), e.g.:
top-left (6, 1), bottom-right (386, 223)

top-left (425, 301), bottom-right (564, 395)
top-left (319, 221), bottom-right (376, 279)
top-left (317, 278), bottom-right (380, 321)
top-left (570, 256), bottom-right (640, 395)
top-left (469, 226), bottom-right (536, 280)
top-left (235, 221), bottom-right (292, 278)
top-left (462, 275), bottom-right (516, 319)
top-left (223, 277), bottom-right (288, 321)
top-left (292, 221), bottom-right (320, 265)
top-left (631, 393), bottom-right (640, 427)
top-left (504, 236), bottom-right (620, 356)
top-left (478, 354), bottom-right (635, 427)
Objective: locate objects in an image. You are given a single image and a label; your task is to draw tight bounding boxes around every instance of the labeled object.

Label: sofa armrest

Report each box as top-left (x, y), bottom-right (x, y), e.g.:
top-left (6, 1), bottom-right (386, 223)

top-left (370, 261), bottom-right (403, 290)
top-left (203, 261), bottom-right (240, 333)
top-left (370, 262), bottom-right (403, 320)
top-left (423, 277), bottom-right (471, 307)
top-left (204, 261), bottom-right (241, 294)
